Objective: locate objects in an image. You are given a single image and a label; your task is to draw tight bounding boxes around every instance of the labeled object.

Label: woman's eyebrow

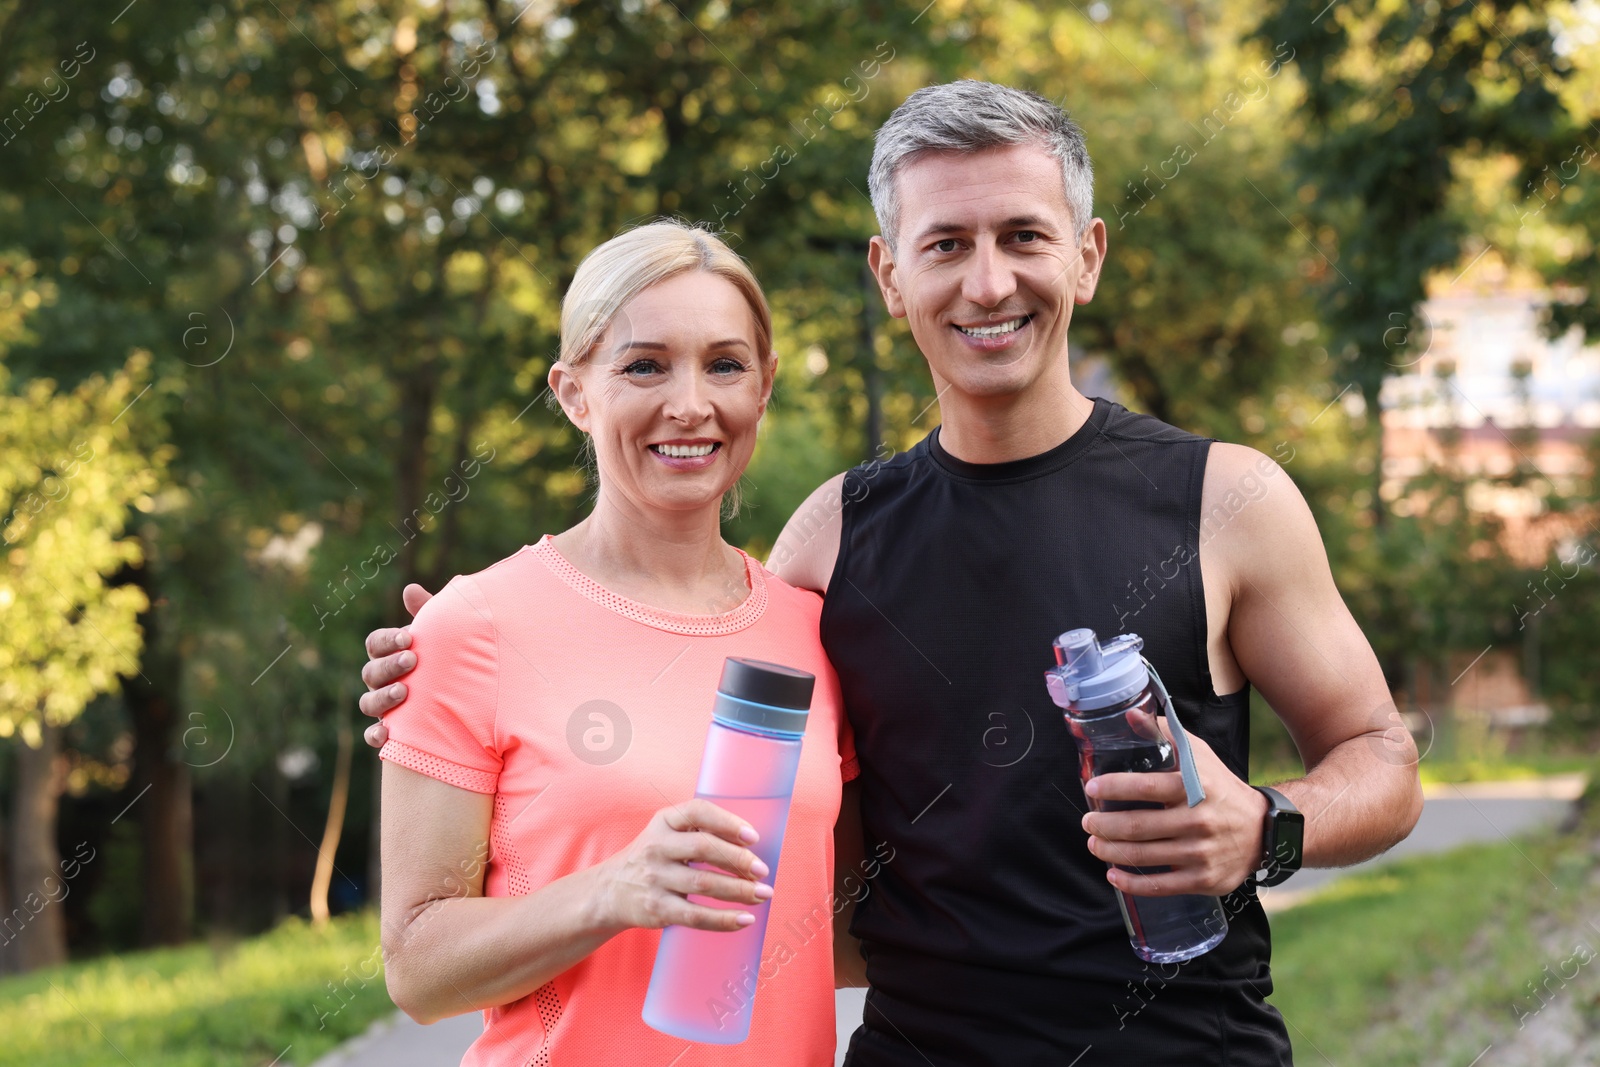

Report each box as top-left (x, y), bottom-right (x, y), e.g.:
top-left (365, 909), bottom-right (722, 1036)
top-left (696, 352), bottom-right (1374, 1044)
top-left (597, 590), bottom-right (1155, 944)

top-left (612, 338), bottom-right (751, 355)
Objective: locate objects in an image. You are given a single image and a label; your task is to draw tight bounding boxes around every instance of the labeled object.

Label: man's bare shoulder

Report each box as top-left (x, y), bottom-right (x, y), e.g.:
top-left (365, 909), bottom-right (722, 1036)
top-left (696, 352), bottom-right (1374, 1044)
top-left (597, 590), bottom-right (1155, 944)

top-left (767, 471), bottom-right (851, 595)
top-left (1201, 440), bottom-right (1329, 588)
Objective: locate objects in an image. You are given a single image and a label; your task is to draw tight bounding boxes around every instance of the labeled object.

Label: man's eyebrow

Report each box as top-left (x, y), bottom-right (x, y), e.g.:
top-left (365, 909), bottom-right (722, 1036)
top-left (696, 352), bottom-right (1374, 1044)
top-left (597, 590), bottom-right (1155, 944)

top-left (913, 215), bottom-right (1051, 242)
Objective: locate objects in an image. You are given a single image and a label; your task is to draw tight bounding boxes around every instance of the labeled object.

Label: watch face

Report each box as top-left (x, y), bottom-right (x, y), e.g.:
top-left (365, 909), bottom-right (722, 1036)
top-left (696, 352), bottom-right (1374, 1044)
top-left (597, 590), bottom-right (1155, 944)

top-left (1261, 810), bottom-right (1305, 886)
top-left (1272, 812), bottom-right (1305, 871)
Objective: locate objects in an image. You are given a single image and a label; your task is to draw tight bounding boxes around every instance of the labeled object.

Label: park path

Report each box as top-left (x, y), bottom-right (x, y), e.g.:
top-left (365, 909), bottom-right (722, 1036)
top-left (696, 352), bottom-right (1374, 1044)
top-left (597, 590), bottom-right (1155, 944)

top-left (314, 775), bottom-right (1587, 1067)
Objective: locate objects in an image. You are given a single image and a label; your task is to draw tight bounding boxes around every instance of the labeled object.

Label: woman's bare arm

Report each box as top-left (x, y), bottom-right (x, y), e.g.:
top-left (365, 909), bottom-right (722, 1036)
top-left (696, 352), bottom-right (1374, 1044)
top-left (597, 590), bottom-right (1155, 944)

top-left (381, 764), bottom-right (773, 1024)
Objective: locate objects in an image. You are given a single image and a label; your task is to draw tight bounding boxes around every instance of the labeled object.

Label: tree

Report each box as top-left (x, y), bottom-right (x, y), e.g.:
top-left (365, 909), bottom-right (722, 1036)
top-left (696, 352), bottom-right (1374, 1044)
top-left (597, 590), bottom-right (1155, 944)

top-left (0, 262), bottom-right (166, 971)
top-left (1253, 0), bottom-right (1589, 522)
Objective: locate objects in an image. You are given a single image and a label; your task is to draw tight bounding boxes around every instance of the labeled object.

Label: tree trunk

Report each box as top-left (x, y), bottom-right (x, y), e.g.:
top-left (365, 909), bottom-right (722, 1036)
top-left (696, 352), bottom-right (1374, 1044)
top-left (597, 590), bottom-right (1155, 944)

top-left (124, 569), bottom-right (194, 946)
top-left (859, 259), bottom-right (882, 459)
top-left (0, 749), bottom-right (10, 977)
top-left (270, 771), bottom-right (290, 922)
top-left (1365, 378), bottom-right (1387, 530)
top-left (367, 758), bottom-right (382, 907)
top-left (5, 722), bottom-right (69, 972)
top-left (310, 718), bottom-right (353, 925)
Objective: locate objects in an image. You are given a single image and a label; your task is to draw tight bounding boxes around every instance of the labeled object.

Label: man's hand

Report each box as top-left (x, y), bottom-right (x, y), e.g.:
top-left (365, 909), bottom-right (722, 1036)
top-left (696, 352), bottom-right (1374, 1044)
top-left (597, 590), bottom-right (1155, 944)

top-left (1080, 725), bottom-right (1268, 897)
top-left (359, 583), bottom-right (434, 748)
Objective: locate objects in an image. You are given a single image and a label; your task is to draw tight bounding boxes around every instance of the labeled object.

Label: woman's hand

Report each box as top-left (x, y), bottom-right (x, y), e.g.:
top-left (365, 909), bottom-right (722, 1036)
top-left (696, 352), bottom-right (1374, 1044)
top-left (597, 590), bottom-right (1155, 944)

top-left (588, 799), bottom-right (773, 935)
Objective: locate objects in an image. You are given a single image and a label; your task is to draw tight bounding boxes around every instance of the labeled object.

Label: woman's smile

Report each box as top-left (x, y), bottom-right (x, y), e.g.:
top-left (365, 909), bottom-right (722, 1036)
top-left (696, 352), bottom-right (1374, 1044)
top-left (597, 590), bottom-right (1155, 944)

top-left (648, 438), bottom-right (723, 470)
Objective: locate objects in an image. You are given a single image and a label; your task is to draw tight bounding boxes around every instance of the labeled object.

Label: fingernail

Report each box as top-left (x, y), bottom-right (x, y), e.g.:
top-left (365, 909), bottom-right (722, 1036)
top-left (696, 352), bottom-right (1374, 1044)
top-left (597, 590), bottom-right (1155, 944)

top-left (398, 632), bottom-right (411, 648)
top-left (1084, 780), bottom-right (1099, 797)
top-left (750, 858), bottom-right (770, 879)
top-left (389, 684), bottom-right (405, 699)
top-left (753, 883), bottom-right (774, 900)
top-left (399, 652), bottom-right (416, 669)
top-left (736, 912), bottom-right (756, 926)
top-left (738, 825), bottom-right (760, 844)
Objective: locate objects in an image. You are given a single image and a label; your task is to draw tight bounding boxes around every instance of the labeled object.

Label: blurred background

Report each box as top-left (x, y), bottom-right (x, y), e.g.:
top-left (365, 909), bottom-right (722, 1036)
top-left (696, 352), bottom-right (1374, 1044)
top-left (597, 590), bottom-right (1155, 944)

top-left (1, 1), bottom-right (1599, 1064)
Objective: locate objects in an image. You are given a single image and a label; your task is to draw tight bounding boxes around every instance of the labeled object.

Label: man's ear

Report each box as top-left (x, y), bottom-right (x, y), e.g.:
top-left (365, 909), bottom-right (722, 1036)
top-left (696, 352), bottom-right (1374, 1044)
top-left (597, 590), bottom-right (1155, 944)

top-left (867, 236), bottom-right (906, 319)
top-left (548, 360), bottom-right (590, 433)
top-left (1073, 217), bottom-right (1109, 306)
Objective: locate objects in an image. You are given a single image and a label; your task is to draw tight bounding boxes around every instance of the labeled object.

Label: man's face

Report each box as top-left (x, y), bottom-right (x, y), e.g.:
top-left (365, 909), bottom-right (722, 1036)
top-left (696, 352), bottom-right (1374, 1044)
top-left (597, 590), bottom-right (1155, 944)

top-left (869, 142), bottom-right (1106, 401)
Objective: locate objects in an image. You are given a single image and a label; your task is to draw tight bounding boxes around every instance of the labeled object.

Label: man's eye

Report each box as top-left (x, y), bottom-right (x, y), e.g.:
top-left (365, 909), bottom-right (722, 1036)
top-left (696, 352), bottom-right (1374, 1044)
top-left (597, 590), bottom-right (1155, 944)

top-left (933, 238), bottom-right (959, 253)
top-left (1015, 231), bottom-right (1039, 243)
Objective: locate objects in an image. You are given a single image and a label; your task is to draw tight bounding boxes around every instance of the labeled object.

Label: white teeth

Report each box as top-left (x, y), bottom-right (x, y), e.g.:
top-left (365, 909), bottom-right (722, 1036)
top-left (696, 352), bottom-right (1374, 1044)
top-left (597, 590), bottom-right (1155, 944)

top-left (653, 443), bottom-right (717, 458)
top-left (956, 316), bottom-right (1028, 338)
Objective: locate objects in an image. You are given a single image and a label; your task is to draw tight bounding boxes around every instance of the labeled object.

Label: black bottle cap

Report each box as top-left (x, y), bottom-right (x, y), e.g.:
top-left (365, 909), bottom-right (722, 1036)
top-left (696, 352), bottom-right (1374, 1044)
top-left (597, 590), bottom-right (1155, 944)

top-left (717, 657), bottom-right (815, 711)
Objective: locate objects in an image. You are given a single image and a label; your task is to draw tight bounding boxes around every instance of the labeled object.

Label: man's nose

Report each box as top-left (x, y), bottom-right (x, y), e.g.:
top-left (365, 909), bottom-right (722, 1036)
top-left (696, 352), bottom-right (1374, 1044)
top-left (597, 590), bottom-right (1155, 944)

top-left (961, 239), bottom-right (1018, 308)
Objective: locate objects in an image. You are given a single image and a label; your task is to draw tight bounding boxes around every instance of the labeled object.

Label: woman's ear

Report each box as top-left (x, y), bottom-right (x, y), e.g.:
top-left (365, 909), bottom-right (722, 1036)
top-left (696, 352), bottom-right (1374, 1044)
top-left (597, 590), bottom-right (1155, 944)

top-left (758, 351), bottom-right (778, 419)
top-left (548, 360), bottom-right (590, 432)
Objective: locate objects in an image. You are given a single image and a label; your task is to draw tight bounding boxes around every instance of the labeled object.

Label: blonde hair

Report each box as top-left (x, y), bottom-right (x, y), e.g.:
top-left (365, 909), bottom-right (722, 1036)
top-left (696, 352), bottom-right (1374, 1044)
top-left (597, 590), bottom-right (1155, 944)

top-left (559, 220), bottom-right (773, 367)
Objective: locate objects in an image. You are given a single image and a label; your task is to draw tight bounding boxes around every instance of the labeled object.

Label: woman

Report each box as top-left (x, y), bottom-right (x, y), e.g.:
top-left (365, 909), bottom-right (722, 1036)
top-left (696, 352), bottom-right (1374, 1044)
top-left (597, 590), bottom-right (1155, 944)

top-left (373, 221), bottom-right (857, 1065)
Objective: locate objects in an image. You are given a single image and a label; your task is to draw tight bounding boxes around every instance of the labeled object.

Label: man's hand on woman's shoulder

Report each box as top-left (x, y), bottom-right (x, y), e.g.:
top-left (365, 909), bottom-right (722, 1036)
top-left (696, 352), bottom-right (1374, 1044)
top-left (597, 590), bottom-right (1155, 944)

top-left (359, 583), bottom-right (434, 748)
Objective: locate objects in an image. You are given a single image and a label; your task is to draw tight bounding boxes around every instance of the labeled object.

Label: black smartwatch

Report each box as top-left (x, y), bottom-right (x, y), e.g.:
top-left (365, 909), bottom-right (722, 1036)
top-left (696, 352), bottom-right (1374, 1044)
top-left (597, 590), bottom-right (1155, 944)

top-left (1252, 786), bottom-right (1304, 887)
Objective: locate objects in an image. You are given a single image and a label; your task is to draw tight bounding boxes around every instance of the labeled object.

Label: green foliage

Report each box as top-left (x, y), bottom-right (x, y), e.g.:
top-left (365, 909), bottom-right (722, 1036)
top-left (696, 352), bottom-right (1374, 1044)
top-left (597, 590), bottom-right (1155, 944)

top-left (0, 911), bottom-right (391, 1067)
top-left (0, 269), bottom-right (167, 742)
top-left (1254, 0), bottom-right (1589, 406)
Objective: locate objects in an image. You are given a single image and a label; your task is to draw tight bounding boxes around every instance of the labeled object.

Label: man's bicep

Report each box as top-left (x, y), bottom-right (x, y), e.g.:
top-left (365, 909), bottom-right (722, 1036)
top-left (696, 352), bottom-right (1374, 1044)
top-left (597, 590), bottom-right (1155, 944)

top-left (1222, 466), bottom-right (1391, 765)
top-left (767, 471), bottom-right (848, 594)
top-left (380, 762), bottom-right (493, 937)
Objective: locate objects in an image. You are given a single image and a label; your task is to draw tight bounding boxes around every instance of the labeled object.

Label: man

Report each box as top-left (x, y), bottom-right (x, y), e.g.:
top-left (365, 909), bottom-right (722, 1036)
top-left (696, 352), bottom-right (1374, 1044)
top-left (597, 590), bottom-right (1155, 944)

top-left (360, 81), bottom-right (1422, 1064)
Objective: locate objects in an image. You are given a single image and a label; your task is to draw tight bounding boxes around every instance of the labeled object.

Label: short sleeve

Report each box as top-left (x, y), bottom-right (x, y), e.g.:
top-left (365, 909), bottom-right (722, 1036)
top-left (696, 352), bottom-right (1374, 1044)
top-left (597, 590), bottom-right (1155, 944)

top-left (379, 575), bottom-right (501, 793)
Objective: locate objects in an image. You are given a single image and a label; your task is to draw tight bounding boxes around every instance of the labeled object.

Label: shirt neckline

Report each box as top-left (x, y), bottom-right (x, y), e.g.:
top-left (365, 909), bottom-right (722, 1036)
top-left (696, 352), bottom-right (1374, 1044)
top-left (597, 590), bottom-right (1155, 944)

top-left (531, 534), bottom-right (769, 636)
top-left (927, 396), bottom-right (1111, 483)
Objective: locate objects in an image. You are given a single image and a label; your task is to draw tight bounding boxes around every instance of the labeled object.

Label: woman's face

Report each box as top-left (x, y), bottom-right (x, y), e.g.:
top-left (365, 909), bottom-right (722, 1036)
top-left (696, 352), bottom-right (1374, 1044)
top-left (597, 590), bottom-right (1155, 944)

top-left (553, 270), bottom-right (773, 518)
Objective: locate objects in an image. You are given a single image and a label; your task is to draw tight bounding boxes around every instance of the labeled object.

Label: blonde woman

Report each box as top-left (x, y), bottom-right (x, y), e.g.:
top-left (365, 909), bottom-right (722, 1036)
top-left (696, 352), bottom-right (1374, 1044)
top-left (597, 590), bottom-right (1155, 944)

top-left (373, 221), bottom-right (858, 1065)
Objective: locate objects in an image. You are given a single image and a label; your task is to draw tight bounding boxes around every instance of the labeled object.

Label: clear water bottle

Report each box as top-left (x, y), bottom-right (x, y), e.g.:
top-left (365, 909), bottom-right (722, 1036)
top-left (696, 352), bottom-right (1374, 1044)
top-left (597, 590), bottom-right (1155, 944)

top-left (642, 657), bottom-right (814, 1044)
top-left (1044, 628), bottom-right (1228, 964)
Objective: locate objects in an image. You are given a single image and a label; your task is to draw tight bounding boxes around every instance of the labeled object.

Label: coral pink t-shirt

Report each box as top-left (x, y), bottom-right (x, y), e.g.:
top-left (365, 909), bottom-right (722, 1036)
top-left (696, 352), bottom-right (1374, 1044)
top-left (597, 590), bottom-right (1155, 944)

top-left (380, 535), bottom-right (856, 1067)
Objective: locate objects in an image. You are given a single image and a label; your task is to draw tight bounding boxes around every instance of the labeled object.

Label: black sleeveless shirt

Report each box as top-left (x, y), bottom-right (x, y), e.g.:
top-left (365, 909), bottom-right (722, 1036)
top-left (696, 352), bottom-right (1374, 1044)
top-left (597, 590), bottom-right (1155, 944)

top-left (822, 397), bottom-right (1294, 1066)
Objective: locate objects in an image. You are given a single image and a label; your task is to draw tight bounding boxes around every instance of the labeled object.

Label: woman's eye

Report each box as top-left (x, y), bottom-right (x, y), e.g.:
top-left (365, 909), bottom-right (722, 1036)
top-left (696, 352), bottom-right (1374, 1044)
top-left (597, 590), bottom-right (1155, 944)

top-left (710, 358), bottom-right (746, 375)
top-left (621, 360), bottom-right (662, 377)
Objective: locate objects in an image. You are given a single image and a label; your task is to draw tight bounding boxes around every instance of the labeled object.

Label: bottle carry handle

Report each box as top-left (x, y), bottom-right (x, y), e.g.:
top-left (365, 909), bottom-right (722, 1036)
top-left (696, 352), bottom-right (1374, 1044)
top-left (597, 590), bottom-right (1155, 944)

top-left (1142, 656), bottom-right (1206, 808)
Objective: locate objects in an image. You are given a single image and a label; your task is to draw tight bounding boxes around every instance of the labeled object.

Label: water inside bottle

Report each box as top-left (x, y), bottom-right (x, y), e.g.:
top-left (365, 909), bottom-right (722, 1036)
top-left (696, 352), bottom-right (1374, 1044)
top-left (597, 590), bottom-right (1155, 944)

top-left (641, 794), bottom-right (791, 1044)
top-left (1073, 715), bottom-right (1229, 963)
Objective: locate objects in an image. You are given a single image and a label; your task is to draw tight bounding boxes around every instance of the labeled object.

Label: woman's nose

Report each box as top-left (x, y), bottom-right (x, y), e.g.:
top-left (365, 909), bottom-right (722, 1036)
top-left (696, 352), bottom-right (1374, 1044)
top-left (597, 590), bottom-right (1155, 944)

top-left (663, 373), bottom-right (713, 424)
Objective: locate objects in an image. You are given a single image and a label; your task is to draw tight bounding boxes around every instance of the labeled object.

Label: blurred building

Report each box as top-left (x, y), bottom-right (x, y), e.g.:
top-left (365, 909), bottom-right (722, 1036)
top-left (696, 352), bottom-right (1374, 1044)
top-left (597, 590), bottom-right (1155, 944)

top-left (1380, 277), bottom-right (1600, 728)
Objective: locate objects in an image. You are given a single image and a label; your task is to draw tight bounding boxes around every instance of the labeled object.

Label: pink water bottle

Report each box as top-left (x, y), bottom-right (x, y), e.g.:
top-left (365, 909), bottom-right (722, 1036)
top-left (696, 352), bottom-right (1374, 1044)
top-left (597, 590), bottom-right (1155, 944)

top-left (641, 657), bottom-right (814, 1044)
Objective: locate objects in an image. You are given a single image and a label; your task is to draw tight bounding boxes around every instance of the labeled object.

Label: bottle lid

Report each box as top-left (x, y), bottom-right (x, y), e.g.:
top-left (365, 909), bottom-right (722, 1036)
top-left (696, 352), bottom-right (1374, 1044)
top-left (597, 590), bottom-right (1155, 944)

top-left (719, 658), bottom-right (815, 709)
top-left (1045, 628), bottom-right (1149, 712)
top-left (713, 658), bottom-right (815, 735)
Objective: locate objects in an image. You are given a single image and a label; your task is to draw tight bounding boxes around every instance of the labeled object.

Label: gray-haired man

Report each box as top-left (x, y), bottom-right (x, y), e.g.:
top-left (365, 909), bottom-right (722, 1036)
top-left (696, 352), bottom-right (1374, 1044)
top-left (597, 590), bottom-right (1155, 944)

top-left (362, 81), bottom-right (1421, 1064)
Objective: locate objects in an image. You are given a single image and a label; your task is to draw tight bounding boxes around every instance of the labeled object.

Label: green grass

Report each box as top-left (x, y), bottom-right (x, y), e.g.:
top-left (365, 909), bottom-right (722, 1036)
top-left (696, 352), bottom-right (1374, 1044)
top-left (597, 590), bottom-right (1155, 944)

top-left (1269, 826), bottom-right (1596, 1064)
top-left (1251, 752), bottom-right (1593, 788)
top-left (1415, 753), bottom-right (1595, 785)
top-left (0, 912), bottom-right (395, 1067)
